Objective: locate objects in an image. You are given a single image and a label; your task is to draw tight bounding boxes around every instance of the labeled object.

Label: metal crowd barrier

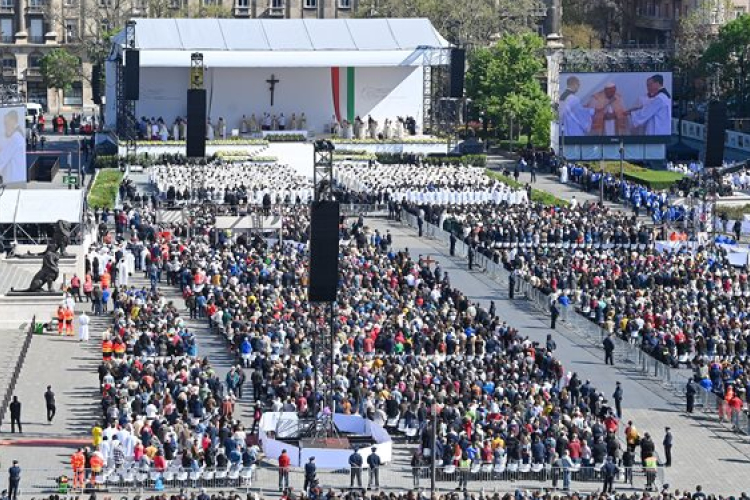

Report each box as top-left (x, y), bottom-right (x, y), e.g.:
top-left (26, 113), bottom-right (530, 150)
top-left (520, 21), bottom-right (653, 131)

top-left (19, 464), bottom-right (665, 495)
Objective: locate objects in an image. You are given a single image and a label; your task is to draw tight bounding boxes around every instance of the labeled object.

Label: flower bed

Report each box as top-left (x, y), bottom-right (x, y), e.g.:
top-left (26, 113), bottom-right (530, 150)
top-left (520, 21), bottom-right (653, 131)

top-left (333, 137), bottom-right (446, 145)
top-left (138, 139), bottom-right (269, 146)
top-left (266, 134), bottom-right (307, 142)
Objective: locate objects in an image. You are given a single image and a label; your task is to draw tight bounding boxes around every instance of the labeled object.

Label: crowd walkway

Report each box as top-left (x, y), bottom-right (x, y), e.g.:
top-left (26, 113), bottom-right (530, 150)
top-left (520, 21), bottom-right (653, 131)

top-left (369, 216), bottom-right (750, 495)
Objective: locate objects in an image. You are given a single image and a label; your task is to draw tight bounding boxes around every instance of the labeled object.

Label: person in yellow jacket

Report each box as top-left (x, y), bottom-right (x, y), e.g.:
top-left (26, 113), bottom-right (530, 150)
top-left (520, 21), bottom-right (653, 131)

top-left (643, 453), bottom-right (658, 491)
top-left (92, 423), bottom-right (103, 448)
top-left (625, 420), bottom-right (640, 452)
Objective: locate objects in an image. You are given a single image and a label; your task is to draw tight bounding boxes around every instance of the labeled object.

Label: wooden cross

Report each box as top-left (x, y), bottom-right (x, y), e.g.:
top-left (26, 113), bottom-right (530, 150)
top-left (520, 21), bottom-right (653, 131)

top-left (267, 74), bottom-right (279, 107)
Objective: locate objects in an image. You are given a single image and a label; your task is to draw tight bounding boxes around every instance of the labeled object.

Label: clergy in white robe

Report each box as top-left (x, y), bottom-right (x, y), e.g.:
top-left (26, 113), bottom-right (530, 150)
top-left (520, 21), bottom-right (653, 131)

top-left (172, 119), bottom-right (180, 140)
top-left (206, 119), bottom-right (215, 140)
top-left (628, 76), bottom-right (671, 136)
top-left (299, 113), bottom-right (307, 130)
top-left (559, 76), bottom-right (593, 137)
top-left (78, 311), bottom-right (90, 342)
top-left (241, 115), bottom-right (248, 134)
top-left (250, 114), bottom-right (259, 133)
top-left (218, 117), bottom-right (227, 139)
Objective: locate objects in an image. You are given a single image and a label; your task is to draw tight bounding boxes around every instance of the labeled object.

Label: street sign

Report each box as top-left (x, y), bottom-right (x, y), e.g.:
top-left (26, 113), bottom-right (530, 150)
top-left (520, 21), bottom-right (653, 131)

top-left (63, 175), bottom-right (78, 185)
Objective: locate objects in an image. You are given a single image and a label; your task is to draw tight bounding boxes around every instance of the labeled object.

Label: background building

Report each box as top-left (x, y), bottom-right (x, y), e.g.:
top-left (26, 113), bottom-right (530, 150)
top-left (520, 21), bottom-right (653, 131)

top-left (629, 0), bottom-right (750, 45)
top-left (0, 0), bottom-right (361, 115)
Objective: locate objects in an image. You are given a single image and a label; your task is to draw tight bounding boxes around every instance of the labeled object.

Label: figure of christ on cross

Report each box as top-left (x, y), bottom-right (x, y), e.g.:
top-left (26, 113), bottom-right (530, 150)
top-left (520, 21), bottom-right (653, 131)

top-left (267, 74), bottom-right (279, 107)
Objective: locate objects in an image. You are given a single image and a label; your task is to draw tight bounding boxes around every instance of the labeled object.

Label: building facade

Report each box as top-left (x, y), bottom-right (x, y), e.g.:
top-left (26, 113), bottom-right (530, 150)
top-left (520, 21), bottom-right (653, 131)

top-left (629, 0), bottom-right (750, 46)
top-left (0, 0), bottom-right (361, 114)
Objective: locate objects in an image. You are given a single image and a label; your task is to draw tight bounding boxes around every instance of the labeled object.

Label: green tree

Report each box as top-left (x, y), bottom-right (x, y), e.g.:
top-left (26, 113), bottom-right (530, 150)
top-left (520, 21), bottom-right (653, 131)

top-left (703, 14), bottom-right (750, 117)
top-left (561, 0), bottom-right (628, 47)
top-left (40, 48), bottom-right (81, 113)
top-left (561, 22), bottom-right (601, 49)
top-left (356, 0), bottom-right (544, 46)
top-left (466, 33), bottom-right (552, 146)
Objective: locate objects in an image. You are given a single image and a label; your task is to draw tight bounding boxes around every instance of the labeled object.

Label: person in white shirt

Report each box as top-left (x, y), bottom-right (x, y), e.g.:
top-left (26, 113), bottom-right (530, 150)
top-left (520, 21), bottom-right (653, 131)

top-left (628, 74), bottom-right (671, 136)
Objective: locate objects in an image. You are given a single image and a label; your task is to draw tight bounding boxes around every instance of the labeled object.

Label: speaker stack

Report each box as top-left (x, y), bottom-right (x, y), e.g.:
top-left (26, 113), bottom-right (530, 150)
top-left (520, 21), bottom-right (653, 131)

top-left (186, 89), bottom-right (207, 158)
top-left (124, 49), bottom-right (140, 101)
top-left (449, 48), bottom-right (466, 99)
top-left (703, 100), bottom-right (727, 168)
top-left (308, 201), bottom-right (340, 302)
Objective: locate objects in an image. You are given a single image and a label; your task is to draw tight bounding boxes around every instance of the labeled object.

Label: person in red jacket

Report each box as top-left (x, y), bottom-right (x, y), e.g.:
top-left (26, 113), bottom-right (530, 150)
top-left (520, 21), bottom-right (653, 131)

top-left (278, 449), bottom-right (291, 491)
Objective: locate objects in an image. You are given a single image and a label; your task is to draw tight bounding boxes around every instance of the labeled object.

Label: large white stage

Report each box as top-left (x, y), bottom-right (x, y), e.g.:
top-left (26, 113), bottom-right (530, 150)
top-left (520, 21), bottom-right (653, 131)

top-left (105, 18), bottom-right (450, 136)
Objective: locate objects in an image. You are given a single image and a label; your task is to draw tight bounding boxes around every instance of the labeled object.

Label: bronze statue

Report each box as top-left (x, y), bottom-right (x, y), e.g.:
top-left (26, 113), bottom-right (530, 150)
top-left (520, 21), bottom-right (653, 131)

top-left (49, 220), bottom-right (72, 257)
top-left (22, 243), bottom-right (60, 292)
top-left (14, 219), bottom-right (69, 293)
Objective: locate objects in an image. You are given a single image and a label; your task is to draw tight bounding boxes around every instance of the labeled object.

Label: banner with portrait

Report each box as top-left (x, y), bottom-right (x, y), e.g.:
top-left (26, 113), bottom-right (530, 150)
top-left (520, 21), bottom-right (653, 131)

top-left (0, 106), bottom-right (27, 184)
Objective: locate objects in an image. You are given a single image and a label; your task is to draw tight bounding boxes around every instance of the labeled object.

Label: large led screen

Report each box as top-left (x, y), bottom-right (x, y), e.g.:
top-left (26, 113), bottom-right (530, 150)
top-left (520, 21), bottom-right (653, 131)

top-left (559, 72), bottom-right (672, 143)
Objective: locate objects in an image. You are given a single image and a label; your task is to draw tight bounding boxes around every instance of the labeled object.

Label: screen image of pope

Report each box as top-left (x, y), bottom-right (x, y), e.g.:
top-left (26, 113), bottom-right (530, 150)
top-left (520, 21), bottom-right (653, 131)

top-left (0, 108), bottom-right (26, 184)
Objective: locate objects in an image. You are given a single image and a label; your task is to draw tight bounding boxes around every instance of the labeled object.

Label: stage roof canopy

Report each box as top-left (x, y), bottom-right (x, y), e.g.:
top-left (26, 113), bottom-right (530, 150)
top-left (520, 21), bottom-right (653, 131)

top-left (111, 18), bottom-right (451, 68)
top-left (0, 190), bottom-right (83, 224)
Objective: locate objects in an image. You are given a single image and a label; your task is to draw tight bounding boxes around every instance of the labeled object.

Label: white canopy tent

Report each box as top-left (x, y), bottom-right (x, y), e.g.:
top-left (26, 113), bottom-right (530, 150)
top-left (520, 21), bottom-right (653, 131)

top-left (105, 18), bottom-right (451, 135)
top-left (0, 189), bottom-right (84, 244)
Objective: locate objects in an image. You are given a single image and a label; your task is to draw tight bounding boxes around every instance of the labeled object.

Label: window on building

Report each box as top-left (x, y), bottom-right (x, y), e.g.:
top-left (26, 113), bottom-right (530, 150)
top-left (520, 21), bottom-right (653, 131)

top-left (27, 80), bottom-right (47, 109)
top-left (29, 18), bottom-right (43, 43)
top-left (63, 81), bottom-right (82, 106)
top-left (64, 0), bottom-right (75, 6)
top-left (28, 53), bottom-right (41, 68)
top-left (303, 0), bottom-right (316, 8)
top-left (339, 0), bottom-right (351, 8)
top-left (735, 7), bottom-right (746, 19)
top-left (236, 0), bottom-right (248, 6)
top-left (0, 18), bottom-right (13, 42)
top-left (271, 0), bottom-right (283, 9)
top-left (65, 19), bottom-right (77, 42)
top-left (28, 0), bottom-right (44, 7)
top-left (2, 55), bottom-right (15, 68)
top-left (0, 0), bottom-right (13, 8)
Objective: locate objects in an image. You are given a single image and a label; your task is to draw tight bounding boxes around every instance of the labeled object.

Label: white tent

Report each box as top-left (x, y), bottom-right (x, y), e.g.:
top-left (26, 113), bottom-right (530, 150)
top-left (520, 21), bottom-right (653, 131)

top-left (105, 18), bottom-right (451, 135)
top-left (0, 189), bottom-right (84, 244)
top-left (0, 189), bottom-right (83, 224)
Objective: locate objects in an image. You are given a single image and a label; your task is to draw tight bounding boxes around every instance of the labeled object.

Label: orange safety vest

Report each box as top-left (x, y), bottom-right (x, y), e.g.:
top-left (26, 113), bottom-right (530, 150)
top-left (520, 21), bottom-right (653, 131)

top-left (102, 340), bottom-right (113, 354)
top-left (57, 308), bottom-right (65, 321)
top-left (114, 342), bottom-right (126, 354)
top-left (90, 454), bottom-right (104, 472)
top-left (64, 309), bottom-right (74, 322)
top-left (71, 452), bottom-right (85, 470)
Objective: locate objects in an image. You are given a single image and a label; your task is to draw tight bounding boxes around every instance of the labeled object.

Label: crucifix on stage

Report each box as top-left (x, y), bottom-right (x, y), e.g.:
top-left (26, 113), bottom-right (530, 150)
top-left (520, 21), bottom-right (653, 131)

top-left (267, 74), bottom-right (279, 106)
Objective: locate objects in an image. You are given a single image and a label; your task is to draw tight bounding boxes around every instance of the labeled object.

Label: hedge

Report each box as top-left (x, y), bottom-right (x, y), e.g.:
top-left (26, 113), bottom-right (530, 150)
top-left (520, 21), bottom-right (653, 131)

top-left (88, 169), bottom-right (124, 209)
top-left (374, 153), bottom-right (487, 167)
top-left (623, 170), bottom-right (685, 190)
top-left (585, 161), bottom-right (685, 190)
top-left (485, 170), bottom-right (568, 207)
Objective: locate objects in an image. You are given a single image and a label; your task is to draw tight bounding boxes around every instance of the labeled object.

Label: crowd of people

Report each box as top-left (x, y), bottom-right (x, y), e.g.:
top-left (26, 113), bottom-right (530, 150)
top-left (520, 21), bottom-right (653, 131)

top-left (334, 165), bottom-right (529, 206)
top-left (150, 164), bottom-right (314, 206)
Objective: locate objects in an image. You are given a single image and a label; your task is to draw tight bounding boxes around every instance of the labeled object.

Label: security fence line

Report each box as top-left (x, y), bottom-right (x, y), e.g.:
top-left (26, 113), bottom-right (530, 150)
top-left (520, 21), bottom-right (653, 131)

top-left (19, 464), bottom-right (665, 495)
top-left (400, 213), bottom-right (750, 439)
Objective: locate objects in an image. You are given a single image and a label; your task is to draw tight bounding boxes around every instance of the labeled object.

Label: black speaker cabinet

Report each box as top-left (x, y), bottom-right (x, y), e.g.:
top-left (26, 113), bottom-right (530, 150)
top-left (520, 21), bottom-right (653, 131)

top-left (186, 89), bottom-right (207, 158)
top-left (449, 48), bottom-right (466, 99)
top-left (703, 100), bottom-right (727, 168)
top-left (309, 201), bottom-right (340, 302)
top-left (124, 49), bottom-right (140, 101)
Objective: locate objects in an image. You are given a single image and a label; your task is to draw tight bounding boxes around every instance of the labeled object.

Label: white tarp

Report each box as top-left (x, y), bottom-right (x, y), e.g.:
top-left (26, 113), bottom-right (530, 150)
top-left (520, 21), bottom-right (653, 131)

top-left (128, 18), bottom-right (450, 52)
top-left (0, 189), bottom-right (20, 223)
top-left (0, 189), bottom-right (83, 224)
